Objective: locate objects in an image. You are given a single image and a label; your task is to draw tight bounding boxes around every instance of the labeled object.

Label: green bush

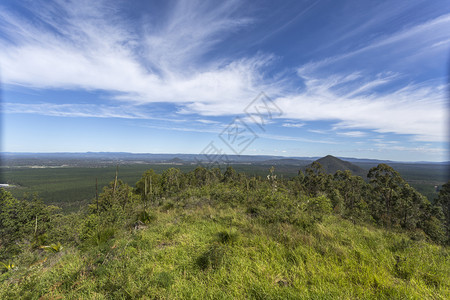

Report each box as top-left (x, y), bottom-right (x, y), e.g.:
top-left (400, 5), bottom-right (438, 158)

top-left (306, 195), bottom-right (332, 221)
top-left (136, 209), bottom-right (156, 224)
top-left (217, 229), bottom-right (239, 244)
top-left (196, 243), bottom-right (226, 270)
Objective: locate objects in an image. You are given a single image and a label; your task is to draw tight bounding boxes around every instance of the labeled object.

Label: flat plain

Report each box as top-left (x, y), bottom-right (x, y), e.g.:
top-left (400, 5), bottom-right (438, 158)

top-left (1, 155), bottom-right (447, 211)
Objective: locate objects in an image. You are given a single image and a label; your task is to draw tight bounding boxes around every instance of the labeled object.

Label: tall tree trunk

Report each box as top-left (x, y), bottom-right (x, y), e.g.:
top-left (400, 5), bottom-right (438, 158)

top-left (34, 215), bottom-right (38, 236)
top-left (96, 178), bottom-right (99, 214)
top-left (113, 165), bottom-right (118, 194)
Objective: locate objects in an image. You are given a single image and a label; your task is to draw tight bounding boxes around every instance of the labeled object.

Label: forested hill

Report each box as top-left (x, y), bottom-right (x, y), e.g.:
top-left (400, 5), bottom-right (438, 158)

top-left (306, 155), bottom-right (366, 177)
top-left (0, 163), bottom-right (449, 298)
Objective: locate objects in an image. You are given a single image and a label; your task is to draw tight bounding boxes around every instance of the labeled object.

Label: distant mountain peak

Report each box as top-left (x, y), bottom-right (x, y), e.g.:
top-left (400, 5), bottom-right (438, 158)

top-left (310, 155), bottom-right (366, 176)
top-left (317, 154), bottom-right (341, 161)
top-left (168, 157), bottom-right (184, 164)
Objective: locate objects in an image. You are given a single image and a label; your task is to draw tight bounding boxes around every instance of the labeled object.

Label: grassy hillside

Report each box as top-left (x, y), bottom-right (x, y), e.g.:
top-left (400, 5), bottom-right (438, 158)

top-left (1, 205), bottom-right (449, 299)
top-left (1, 163), bottom-right (449, 299)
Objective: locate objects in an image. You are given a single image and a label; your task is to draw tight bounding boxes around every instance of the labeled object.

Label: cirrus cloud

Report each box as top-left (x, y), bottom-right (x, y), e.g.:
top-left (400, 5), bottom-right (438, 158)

top-left (0, 0), bottom-right (448, 150)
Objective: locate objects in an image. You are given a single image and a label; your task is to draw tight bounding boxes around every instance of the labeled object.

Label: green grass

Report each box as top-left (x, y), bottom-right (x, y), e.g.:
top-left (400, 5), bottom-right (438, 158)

top-left (1, 160), bottom-right (448, 298)
top-left (1, 205), bottom-right (448, 299)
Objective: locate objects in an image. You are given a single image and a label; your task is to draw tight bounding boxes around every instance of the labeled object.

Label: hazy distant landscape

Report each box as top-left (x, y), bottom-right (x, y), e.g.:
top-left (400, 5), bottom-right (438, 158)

top-left (1, 153), bottom-right (447, 212)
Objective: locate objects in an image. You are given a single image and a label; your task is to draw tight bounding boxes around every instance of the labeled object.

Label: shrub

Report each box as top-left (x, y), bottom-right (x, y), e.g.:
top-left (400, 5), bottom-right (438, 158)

top-left (421, 216), bottom-right (446, 243)
top-left (94, 227), bottom-right (116, 247)
top-left (305, 195), bottom-right (332, 221)
top-left (137, 209), bottom-right (156, 224)
top-left (0, 262), bottom-right (15, 273)
top-left (196, 243), bottom-right (226, 270)
top-left (217, 230), bottom-right (239, 244)
top-left (40, 242), bottom-right (63, 253)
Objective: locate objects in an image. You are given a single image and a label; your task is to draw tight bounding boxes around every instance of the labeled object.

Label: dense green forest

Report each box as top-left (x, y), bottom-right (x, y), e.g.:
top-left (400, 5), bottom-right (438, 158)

top-left (2, 160), bottom-right (446, 212)
top-left (1, 163), bottom-right (449, 299)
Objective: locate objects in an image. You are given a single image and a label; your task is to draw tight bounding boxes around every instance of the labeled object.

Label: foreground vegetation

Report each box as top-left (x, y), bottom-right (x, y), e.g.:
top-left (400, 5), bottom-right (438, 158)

top-left (0, 163), bottom-right (449, 298)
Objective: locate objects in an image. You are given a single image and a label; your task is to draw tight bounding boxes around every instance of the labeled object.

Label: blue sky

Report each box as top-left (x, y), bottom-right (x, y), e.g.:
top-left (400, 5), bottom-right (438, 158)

top-left (0, 0), bottom-right (449, 161)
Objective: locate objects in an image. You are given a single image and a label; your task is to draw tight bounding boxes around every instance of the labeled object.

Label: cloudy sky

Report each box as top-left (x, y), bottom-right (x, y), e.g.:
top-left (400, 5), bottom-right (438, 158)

top-left (0, 0), bottom-right (449, 161)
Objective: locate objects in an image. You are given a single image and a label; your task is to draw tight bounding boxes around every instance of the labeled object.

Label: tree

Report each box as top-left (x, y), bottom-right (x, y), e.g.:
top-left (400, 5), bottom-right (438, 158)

top-left (136, 169), bottom-right (161, 206)
top-left (161, 168), bottom-right (183, 196)
top-left (188, 166), bottom-right (220, 187)
top-left (333, 170), bottom-right (368, 223)
top-left (303, 162), bottom-right (329, 197)
top-left (396, 184), bottom-right (428, 230)
top-left (210, 168), bottom-right (223, 183)
top-left (94, 180), bottom-right (133, 213)
top-left (223, 166), bottom-right (237, 183)
top-left (267, 166), bottom-right (277, 194)
top-left (367, 164), bottom-right (404, 227)
top-left (0, 189), bottom-right (54, 260)
top-left (418, 201), bottom-right (446, 243)
top-left (436, 180), bottom-right (450, 242)
top-left (287, 170), bottom-right (305, 198)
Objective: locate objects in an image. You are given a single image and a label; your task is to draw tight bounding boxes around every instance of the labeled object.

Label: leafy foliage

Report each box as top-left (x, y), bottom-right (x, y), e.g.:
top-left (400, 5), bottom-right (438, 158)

top-left (436, 180), bottom-right (450, 241)
top-left (0, 189), bottom-right (57, 260)
top-left (0, 164), bottom-right (448, 298)
top-left (40, 242), bottom-right (63, 253)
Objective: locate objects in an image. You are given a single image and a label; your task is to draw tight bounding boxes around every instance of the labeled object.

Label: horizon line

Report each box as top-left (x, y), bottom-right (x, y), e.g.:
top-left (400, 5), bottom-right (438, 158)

top-left (1, 151), bottom-right (448, 164)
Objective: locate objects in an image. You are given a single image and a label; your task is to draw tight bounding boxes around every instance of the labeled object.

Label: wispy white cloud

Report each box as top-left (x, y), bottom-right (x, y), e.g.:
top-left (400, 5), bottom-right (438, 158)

top-left (282, 122), bottom-right (305, 128)
top-left (343, 73), bottom-right (398, 98)
top-left (259, 133), bottom-right (337, 144)
top-left (280, 12), bottom-right (450, 144)
top-left (336, 131), bottom-right (367, 138)
top-left (308, 129), bottom-right (329, 134)
top-left (0, 0), bottom-right (280, 106)
top-left (196, 119), bottom-right (221, 125)
top-left (357, 145), bottom-right (447, 156)
top-left (138, 123), bottom-right (223, 135)
top-left (2, 102), bottom-right (189, 123)
top-left (275, 73), bottom-right (447, 142)
top-left (0, 0), bottom-right (448, 147)
top-left (143, 0), bottom-right (253, 72)
top-left (2, 102), bottom-right (148, 119)
top-left (298, 13), bottom-right (450, 75)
